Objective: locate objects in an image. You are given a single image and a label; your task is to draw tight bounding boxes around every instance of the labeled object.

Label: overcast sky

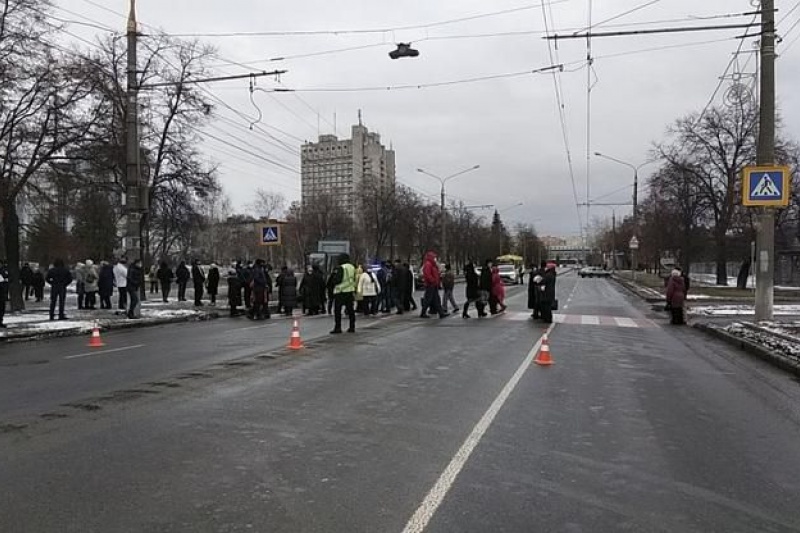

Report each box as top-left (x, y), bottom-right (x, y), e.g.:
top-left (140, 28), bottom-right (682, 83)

top-left (59, 0), bottom-right (800, 239)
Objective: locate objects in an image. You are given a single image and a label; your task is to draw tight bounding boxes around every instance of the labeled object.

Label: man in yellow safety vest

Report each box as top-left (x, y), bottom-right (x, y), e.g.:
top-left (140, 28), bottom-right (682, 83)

top-left (330, 253), bottom-right (357, 334)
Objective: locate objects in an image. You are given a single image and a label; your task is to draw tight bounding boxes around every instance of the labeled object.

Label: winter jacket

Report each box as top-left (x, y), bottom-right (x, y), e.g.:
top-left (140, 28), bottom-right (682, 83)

top-left (20, 265), bottom-right (34, 285)
top-left (113, 263), bottom-right (128, 288)
top-left (176, 264), bottom-right (190, 283)
top-left (464, 265), bottom-right (480, 301)
top-left (157, 265), bottom-right (174, 284)
top-left (299, 270), bottom-right (326, 309)
top-left (540, 268), bottom-right (556, 305)
top-left (279, 270), bottom-right (298, 308)
top-left (192, 264), bottom-right (205, 285)
top-left (479, 266), bottom-right (493, 292)
top-left (491, 267), bottom-right (505, 300)
top-left (99, 264), bottom-right (115, 295)
top-left (528, 268), bottom-right (544, 310)
top-left (33, 270), bottom-right (46, 289)
top-left (83, 263), bottom-right (99, 292)
top-left (46, 266), bottom-right (73, 289)
top-left (358, 271), bottom-right (381, 298)
top-left (148, 265), bottom-right (158, 282)
top-left (252, 265), bottom-right (268, 289)
top-left (127, 264), bottom-right (143, 290)
top-left (422, 252), bottom-right (441, 288)
top-left (227, 273), bottom-right (243, 307)
top-left (442, 271), bottom-right (455, 291)
top-left (666, 271), bottom-right (687, 309)
top-left (207, 266), bottom-right (220, 294)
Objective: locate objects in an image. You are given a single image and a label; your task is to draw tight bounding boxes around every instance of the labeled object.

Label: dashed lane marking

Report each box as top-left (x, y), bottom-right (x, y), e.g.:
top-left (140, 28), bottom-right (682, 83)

top-left (65, 344), bottom-right (146, 360)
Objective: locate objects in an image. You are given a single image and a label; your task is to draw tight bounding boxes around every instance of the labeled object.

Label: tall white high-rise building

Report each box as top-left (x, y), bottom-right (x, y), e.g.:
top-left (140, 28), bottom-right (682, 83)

top-left (301, 122), bottom-right (396, 218)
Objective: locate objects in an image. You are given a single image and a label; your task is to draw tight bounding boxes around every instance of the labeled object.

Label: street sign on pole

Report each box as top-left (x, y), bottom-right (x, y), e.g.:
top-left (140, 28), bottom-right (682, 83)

top-left (629, 236), bottom-right (639, 250)
top-left (742, 166), bottom-right (790, 207)
top-left (259, 225), bottom-right (281, 246)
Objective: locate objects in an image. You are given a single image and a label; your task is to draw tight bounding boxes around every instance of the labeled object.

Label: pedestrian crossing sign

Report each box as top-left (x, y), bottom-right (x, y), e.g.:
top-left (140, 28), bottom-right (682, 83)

top-left (742, 165), bottom-right (791, 207)
top-left (259, 225), bottom-right (281, 246)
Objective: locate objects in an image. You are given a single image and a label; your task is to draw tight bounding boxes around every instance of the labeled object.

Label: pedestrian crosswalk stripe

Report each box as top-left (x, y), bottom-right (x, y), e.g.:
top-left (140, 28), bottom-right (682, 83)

top-left (502, 312), bottom-right (652, 329)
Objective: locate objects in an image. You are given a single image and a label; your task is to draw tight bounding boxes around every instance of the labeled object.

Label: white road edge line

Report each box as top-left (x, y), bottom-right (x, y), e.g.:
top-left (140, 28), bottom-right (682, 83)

top-left (400, 323), bottom-right (555, 533)
top-left (65, 344), bottom-right (146, 360)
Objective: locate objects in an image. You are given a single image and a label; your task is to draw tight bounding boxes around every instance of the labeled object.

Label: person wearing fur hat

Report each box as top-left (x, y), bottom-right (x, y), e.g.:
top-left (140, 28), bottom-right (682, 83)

top-left (83, 260), bottom-right (99, 310)
top-left (539, 262), bottom-right (558, 324)
top-left (666, 267), bottom-right (687, 325)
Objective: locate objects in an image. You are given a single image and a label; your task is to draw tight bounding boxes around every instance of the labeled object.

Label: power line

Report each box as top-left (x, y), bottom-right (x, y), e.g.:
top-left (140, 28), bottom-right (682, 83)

top-left (162, 1), bottom-right (570, 38)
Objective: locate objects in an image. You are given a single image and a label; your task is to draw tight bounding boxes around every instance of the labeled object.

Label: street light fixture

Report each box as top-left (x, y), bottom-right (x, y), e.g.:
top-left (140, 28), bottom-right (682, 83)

top-left (416, 164), bottom-right (481, 262)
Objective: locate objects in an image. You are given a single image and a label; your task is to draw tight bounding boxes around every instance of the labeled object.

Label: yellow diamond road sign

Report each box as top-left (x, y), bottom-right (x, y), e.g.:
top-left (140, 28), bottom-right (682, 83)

top-left (742, 165), bottom-right (791, 207)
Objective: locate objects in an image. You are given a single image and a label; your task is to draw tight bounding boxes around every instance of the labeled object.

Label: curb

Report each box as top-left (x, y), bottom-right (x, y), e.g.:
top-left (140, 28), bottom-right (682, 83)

top-left (693, 322), bottom-right (800, 377)
top-left (0, 312), bottom-right (222, 344)
top-left (611, 275), bottom-right (664, 303)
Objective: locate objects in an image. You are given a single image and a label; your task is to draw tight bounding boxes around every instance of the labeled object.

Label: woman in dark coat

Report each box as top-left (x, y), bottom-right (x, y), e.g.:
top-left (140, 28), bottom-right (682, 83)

top-left (156, 261), bottom-right (174, 303)
top-left (99, 261), bottom-right (115, 309)
top-left (175, 261), bottom-right (190, 301)
top-left (479, 259), bottom-right (496, 315)
top-left (539, 263), bottom-right (557, 324)
top-left (666, 268), bottom-right (687, 325)
top-left (528, 261), bottom-right (545, 319)
top-left (462, 262), bottom-right (482, 318)
top-left (279, 268), bottom-right (298, 316)
top-left (227, 269), bottom-right (243, 316)
top-left (207, 264), bottom-right (220, 305)
top-left (300, 265), bottom-right (325, 315)
top-left (33, 268), bottom-right (46, 302)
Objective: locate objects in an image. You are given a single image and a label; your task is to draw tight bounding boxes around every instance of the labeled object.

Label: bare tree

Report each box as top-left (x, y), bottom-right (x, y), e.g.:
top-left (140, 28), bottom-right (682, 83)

top-left (249, 189), bottom-right (286, 221)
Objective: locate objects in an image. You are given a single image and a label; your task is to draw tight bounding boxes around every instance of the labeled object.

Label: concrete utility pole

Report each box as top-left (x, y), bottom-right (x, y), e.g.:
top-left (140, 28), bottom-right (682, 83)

top-left (755, 0), bottom-right (776, 322)
top-left (125, 0), bottom-right (141, 262)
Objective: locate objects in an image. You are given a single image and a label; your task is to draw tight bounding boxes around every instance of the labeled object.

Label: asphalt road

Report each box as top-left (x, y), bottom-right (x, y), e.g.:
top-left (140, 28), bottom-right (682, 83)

top-left (2, 271), bottom-right (800, 532)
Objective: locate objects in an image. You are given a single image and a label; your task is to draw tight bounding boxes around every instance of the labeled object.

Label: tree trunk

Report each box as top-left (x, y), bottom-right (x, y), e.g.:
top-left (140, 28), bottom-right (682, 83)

top-left (2, 202), bottom-right (25, 312)
top-left (715, 236), bottom-right (728, 285)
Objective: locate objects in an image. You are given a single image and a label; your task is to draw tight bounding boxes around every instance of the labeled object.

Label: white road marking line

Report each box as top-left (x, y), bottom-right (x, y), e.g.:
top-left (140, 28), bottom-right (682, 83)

top-left (581, 315), bottom-right (600, 326)
top-left (401, 324), bottom-right (555, 533)
top-left (615, 317), bottom-right (638, 328)
top-left (65, 344), bottom-right (146, 360)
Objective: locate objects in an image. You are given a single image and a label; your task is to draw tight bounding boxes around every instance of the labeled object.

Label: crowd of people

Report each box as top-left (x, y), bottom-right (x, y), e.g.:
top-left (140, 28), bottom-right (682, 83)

top-left (0, 253), bottom-right (561, 331)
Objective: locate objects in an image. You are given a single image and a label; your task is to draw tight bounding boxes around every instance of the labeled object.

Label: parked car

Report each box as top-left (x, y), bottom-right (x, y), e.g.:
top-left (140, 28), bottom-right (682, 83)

top-left (579, 266), bottom-right (612, 278)
top-left (497, 263), bottom-right (522, 285)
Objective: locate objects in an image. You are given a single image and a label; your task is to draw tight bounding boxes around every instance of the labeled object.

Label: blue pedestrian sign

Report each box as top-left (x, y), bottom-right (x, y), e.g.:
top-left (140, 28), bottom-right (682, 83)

top-left (742, 166), bottom-right (791, 207)
top-left (259, 225), bottom-right (281, 246)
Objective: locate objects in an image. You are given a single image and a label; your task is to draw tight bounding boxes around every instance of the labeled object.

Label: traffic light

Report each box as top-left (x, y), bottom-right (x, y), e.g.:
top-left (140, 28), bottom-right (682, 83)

top-left (389, 43), bottom-right (420, 59)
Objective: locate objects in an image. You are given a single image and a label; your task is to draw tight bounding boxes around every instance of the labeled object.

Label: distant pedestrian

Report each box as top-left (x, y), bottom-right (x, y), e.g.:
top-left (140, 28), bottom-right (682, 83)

top-left (420, 251), bottom-right (447, 319)
top-left (75, 262), bottom-right (86, 310)
top-left (442, 263), bottom-right (459, 314)
top-left (20, 262), bottom-right (34, 301)
top-left (403, 262), bottom-right (418, 311)
top-left (479, 259), bottom-right (496, 315)
top-left (358, 265), bottom-right (381, 316)
top-left (191, 260), bottom-right (205, 306)
top-left (528, 262), bottom-right (546, 319)
top-left (491, 265), bottom-right (507, 313)
top-left (99, 261), bottom-right (114, 309)
top-left (46, 258), bottom-right (72, 321)
top-left (330, 253), bottom-right (357, 334)
top-left (275, 266), bottom-right (288, 314)
top-left (227, 268), bottom-right (243, 317)
top-left (149, 264), bottom-right (159, 294)
top-left (300, 264), bottom-right (326, 315)
top-left (249, 259), bottom-right (271, 320)
top-left (0, 260), bottom-right (8, 328)
top-left (239, 262), bottom-right (253, 311)
top-left (325, 269), bottom-right (336, 315)
top-left (175, 261), bottom-right (190, 302)
top-left (127, 259), bottom-right (143, 319)
top-left (83, 259), bottom-right (99, 310)
top-left (462, 262), bottom-right (482, 319)
top-left (279, 267), bottom-right (298, 316)
top-left (207, 263), bottom-right (220, 305)
top-left (377, 262), bottom-right (391, 313)
top-left (113, 258), bottom-right (128, 310)
top-left (666, 267), bottom-right (687, 325)
top-left (390, 260), bottom-right (406, 315)
top-left (538, 262), bottom-right (557, 324)
top-left (32, 267), bottom-right (46, 302)
top-left (157, 261), bottom-right (174, 303)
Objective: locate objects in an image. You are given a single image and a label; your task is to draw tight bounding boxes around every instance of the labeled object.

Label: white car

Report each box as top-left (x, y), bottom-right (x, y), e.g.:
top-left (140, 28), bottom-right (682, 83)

top-left (579, 266), bottom-right (612, 278)
top-left (497, 264), bottom-right (521, 285)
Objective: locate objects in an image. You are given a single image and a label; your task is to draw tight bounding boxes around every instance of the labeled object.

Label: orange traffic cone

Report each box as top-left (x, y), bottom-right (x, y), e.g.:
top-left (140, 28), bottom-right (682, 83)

top-left (534, 334), bottom-right (553, 366)
top-left (88, 323), bottom-right (105, 348)
top-left (287, 319), bottom-right (305, 350)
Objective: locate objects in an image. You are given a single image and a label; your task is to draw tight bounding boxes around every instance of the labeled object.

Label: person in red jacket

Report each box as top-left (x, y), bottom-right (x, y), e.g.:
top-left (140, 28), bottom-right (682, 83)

top-left (491, 265), bottom-right (507, 312)
top-left (420, 251), bottom-right (448, 318)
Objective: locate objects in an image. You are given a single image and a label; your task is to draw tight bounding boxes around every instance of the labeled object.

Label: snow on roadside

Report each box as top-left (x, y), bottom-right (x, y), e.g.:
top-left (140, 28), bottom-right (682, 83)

top-left (690, 305), bottom-right (800, 316)
top-left (724, 322), bottom-right (800, 362)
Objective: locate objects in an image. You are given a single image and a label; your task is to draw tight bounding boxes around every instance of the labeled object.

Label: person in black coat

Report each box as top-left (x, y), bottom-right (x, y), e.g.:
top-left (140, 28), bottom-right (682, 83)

top-left (206, 264), bottom-right (220, 305)
top-left (127, 259), bottom-right (143, 319)
top-left (402, 262), bottom-right (417, 311)
top-left (539, 263), bottom-right (557, 324)
top-left (20, 263), bottom-right (34, 301)
top-left (227, 268), bottom-right (243, 316)
top-left (176, 261), bottom-right (190, 301)
top-left (479, 259), bottom-right (496, 315)
top-left (32, 268), bottom-right (46, 302)
top-left (239, 262), bottom-right (253, 311)
top-left (299, 265), bottom-right (326, 315)
top-left (462, 262), bottom-right (482, 318)
top-left (191, 260), bottom-right (205, 306)
top-left (157, 261), bottom-right (174, 303)
top-left (528, 261), bottom-right (546, 319)
top-left (0, 261), bottom-right (8, 328)
top-left (46, 258), bottom-right (72, 321)
top-left (98, 261), bottom-right (115, 309)
top-left (279, 268), bottom-right (298, 316)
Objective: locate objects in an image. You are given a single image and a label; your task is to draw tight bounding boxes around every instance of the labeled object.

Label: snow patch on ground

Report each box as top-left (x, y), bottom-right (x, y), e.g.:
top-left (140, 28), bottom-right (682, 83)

top-left (690, 305), bottom-right (800, 316)
top-left (724, 322), bottom-right (800, 362)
